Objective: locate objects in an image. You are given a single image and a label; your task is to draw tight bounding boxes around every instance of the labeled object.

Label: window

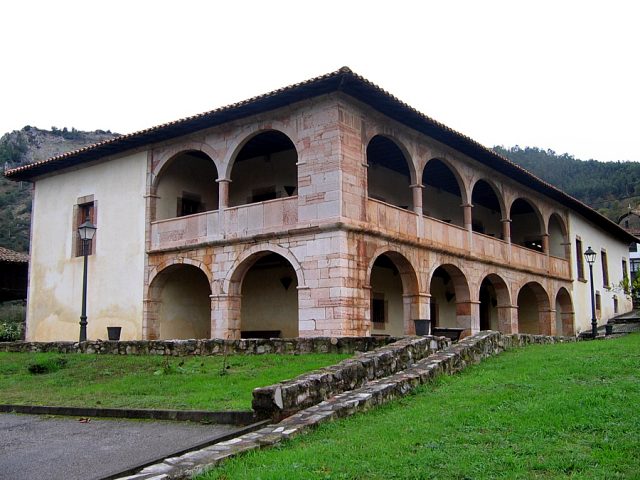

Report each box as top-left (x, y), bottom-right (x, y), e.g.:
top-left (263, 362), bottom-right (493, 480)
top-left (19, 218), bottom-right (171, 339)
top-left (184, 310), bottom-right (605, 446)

top-left (575, 238), bottom-right (585, 280)
top-left (614, 296), bottom-right (619, 314)
top-left (177, 192), bottom-right (204, 217)
top-left (595, 292), bottom-right (601, 316)
top-left (622, 259), bottom-right (629, 292)
top-left (601, 250), bottom-right (609, 287)
top-left (371, 292), bottom-right (387, 328)
top-left (74, 197), bottom-right (96, 257)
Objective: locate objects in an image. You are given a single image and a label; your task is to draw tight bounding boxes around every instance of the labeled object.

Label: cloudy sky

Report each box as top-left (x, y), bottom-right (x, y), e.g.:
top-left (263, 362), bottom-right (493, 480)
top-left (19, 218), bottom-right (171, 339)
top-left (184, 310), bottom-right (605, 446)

top-left (1, 0), bottom-right (638, 162)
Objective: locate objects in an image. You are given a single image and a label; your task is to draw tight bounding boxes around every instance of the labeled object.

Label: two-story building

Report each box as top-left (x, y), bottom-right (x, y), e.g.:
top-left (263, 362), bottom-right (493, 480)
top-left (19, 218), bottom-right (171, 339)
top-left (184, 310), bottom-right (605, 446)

top-left (7, 67), bottom-right (636, 341)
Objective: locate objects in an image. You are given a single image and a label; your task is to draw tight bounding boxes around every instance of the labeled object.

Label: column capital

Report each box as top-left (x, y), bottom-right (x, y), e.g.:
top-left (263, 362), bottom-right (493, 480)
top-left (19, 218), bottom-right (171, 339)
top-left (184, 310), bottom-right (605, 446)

top-left (215, 178), bottom-right (232, 184)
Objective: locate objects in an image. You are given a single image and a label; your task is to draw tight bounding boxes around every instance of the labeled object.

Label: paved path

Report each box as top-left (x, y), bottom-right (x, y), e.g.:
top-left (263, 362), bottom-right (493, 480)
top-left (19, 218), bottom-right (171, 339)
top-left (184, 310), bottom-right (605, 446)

top-left (0, 413), bottom-right (243, 480)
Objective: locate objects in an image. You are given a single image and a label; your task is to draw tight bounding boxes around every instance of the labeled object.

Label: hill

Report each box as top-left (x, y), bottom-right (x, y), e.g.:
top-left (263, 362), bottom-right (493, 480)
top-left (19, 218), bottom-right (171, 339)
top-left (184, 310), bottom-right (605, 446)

top-left (493, 145), bottom-right (640, 222)
top-left (0, 126), bottom-right (119, 252)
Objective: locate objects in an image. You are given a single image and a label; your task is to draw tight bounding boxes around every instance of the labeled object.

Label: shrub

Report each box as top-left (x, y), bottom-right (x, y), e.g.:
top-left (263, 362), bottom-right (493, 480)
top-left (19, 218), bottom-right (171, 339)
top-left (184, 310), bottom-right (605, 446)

top-left (0, 301), bottom-right (26, 341)
top-left (27, 357), bottom-right (68, 375)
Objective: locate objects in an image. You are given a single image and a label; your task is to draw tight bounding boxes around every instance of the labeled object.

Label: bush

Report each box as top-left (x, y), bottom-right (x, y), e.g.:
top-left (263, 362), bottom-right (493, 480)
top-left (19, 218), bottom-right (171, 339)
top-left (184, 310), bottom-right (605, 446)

top-left (0, 301), bottom-right (26, 341)
top-left (0, 321), bottom-right (23, 341)
top-left (27, 357), bottom-right (68, 375)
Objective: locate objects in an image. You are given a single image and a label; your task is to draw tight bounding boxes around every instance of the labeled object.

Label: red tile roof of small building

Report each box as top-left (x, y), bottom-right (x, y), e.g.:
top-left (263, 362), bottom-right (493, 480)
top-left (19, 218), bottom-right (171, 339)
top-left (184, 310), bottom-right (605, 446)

top-left (0, 246), bottom-right (29, 263)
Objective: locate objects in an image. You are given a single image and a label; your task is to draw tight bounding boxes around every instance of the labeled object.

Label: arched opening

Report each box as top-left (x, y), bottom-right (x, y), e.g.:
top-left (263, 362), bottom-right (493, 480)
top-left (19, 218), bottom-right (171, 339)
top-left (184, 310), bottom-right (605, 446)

top-left (366, 135), bottom-right (413, 210)
top-left (229, 131), bottom-right (297, 207)
top-left (422, 159), bottom-right (464, 227)
top-left (471, 180), bottom-right (503, 238)
top-left (479, 274), bottom-right (510, 331)
top-left (517, 282), bottom-right (550, 334)
top-left (240, 252), bottom-right (298, 338)
top-left (150, 264), bottom-right (212, 339)
top-left (555, 287), bottom-right (574, 336)
top-left (429, 265), bottom-right (471, 329)
top-left (155, 150), bottom-right (219, 221)
top-left (369, 252), bottom-right (418, 336)
top-left (510, 198), bottom-right (543, 252)
top-left (548, 213), bottom-right (568, 258)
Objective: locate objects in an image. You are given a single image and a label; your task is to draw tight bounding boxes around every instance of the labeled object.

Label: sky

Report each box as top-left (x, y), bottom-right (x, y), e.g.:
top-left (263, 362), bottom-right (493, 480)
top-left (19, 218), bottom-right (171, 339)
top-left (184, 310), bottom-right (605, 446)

top-left (1, 0), bottom-right (638, 162)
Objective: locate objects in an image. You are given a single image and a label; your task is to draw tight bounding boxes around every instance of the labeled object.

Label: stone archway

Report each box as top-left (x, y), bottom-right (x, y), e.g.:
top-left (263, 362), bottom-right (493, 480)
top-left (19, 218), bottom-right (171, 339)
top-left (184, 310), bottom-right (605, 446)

top-left (479, 273), bottom-right (511, 331)
top-left (147, 263), bottom-right (212, 340)
top-left (366, 135), bottom-right (415, 210)
top-left (227, 130), bottom-right (298, 207)
top-left (516, 281), bottom-right (551, 334)
top-left (429, 264), bottom-right (473, 334)
top-left (555, 287), bottom-right (575, 336)
top-left (367, 251), bottom-right (420, 336)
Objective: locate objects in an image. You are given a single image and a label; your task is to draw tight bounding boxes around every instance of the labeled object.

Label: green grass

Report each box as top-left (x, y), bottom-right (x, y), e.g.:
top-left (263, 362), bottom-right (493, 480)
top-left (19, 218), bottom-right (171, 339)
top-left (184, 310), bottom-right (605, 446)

top-left (199, 334), bottom-right (640, 479)
top-left (0, 352), bottom-right (350, 411)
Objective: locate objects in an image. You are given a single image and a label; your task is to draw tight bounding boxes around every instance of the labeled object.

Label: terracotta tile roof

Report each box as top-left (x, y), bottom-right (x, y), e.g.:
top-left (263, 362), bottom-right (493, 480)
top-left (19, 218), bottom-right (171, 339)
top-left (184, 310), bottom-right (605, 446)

top-left (4, 67), bottom-right (638, 244)
top-left (0, 246), bottom-right (29, 263)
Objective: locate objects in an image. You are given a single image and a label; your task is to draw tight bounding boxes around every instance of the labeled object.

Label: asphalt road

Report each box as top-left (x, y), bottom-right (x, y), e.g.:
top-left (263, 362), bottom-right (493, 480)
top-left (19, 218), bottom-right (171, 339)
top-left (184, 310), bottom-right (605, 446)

top-left (0, 413), bottom-right (243, 480)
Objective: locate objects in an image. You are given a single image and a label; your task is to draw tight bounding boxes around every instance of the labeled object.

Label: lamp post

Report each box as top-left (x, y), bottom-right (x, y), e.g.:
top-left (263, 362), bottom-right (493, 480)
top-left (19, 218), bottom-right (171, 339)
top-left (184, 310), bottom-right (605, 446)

top-left (584, 246), bottom-right (597, 338)
top-left (78, 217), bottom-right (97, 342)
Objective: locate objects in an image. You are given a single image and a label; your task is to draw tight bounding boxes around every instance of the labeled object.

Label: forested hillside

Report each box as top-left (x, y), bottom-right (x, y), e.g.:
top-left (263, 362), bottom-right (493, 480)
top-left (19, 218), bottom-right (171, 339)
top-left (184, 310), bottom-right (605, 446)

top-left (0, 127), bottom-right (118, 252)
top-left (493, 146), bottom-right (640, 222)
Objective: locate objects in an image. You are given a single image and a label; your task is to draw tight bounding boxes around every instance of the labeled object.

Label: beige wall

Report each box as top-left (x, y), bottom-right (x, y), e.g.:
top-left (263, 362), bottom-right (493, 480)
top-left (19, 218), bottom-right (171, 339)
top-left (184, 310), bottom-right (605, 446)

top-left (27, 152), bottom-right (147, 341)
top-left (423, 188), bottom-right (464, 227)
top-left (569, 213), bottom-right (633, 333)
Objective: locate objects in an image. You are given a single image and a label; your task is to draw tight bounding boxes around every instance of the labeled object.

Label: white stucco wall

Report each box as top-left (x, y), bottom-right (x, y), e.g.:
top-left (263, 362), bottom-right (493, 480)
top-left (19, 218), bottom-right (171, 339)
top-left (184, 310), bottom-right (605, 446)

top-left (569, 213), bottom-right (633, 333)
top-left (27, 152), bottom-right (147, 341)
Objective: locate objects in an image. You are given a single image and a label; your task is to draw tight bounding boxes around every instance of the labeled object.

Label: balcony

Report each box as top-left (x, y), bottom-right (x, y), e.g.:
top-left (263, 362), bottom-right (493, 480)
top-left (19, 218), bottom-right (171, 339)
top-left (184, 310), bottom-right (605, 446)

top-left (150, 197), bottom-right (298, 250)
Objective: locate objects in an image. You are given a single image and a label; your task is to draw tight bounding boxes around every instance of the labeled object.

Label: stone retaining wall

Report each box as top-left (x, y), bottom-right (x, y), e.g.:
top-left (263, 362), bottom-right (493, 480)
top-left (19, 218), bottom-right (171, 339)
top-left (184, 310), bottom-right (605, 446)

top-left (121, 331), bottom-right (578, 480)
top-left (0, 336), bottom-right (397, 356)
top-left (252, 335), bottom-right (451, 417)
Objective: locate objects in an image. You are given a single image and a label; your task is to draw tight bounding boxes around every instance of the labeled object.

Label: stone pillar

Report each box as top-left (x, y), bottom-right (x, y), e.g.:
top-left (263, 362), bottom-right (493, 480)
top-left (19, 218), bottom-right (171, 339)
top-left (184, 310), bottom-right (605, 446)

top-left (411, 184), bottom-right (424, 216)
top-left (462, 203), bottom-right (473, 251)
top-left (462, 203), bottom-right (473, 231)
top-left (560, 310), bottom-right (575, 336)
top-left (210, 294), bottom-right (242, 339)
top-left (501, 218), bottom-right (511, 243)
top-left (541, 233), bottom-right (549, 254)
top-left (216, 178), bottom-right (231, 209)
top-left (539, 308), bottom-right (555, 336)
top-left (497, 304), bottom-right (518, 333)
top-left (142, 299), bottom-right (161, 340)
top-left (456, 300), bottom-right (481, 336)
top-left (403, 293), bottom-right (430, 335)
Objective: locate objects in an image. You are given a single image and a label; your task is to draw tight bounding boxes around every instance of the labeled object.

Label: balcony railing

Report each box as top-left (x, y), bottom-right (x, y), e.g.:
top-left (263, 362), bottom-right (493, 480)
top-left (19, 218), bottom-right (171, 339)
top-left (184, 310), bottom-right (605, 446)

top-left (150, 197), bottom-right (298, 250)
top-left (150, 196), bottom-right (570, 280)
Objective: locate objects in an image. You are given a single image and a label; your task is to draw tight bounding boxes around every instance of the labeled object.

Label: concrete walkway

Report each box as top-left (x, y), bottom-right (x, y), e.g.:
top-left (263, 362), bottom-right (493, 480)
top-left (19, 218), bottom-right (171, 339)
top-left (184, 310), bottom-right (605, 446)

top-left (0, 413), bottom-right (246, 480)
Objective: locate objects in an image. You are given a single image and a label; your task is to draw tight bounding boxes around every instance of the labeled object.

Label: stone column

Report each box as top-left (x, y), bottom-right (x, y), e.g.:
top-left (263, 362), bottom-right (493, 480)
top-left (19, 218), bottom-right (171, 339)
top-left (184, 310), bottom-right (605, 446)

top-left (411, 184), bottom-right (424, 216)
top-left (210, 294), bottom-right (242, 339)
top-left (462, 203), bottom-right (473, 231)
top-left (142, 299), bottom-right (161, 340)
top-left (541, 233), bottom-right (549, 254)
top-left (560, 310), bottom-right (575, 336)
top-left (497, 304), bottom-right (518, 334)
top-left (403, 292), bottom-right (430, 335)
top-left (456, 300), bottom-right (481, 336)
top-left (539, 308), bottom-right (555, 336)
top-left (216, 178), bottom-right (231, 209)
top-left (501, 218), bottom-right (511, 243)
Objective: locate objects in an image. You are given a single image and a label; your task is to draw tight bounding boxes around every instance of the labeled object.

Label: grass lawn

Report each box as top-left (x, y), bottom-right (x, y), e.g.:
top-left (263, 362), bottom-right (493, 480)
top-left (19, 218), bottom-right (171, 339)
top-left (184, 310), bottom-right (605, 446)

top-left (199, 334), bottom-right (640, 479)
top-left (0, 352), bottom-right (350, 411)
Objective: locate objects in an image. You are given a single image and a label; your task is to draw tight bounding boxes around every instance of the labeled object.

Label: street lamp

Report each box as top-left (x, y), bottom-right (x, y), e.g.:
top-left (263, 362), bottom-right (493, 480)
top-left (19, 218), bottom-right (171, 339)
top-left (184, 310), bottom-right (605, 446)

top-left (584, 246), bottom-right (598, 338)
top-left (78, 217), bottom-right (97, 342)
